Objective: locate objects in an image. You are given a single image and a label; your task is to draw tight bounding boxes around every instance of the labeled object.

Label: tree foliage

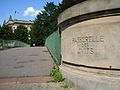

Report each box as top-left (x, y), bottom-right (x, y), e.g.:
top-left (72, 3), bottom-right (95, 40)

top-left (14, 25), bottom-right (28, 44)
top-left (0, 24), bottom-right (13, 39)
top-left (31, 2), bottom-right (60, 46)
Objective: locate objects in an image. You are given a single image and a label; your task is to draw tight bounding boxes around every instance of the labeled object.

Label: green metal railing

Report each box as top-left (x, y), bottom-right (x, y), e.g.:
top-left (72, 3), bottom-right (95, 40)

top-left (45, 30), bottom-right (61, 65)
top-left (0, 39), bottom-right (30, 48)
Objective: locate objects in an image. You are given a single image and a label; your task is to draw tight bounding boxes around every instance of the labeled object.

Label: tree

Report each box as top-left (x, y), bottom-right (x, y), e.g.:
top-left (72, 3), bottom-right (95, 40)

top-left (0, 25), bottom-right (1, 38)
top-left (31, 2), bottom-right (60, 46)
top-left (0, 24), bottom-right (13, 39)
top-left (14, 25), bottom-right (28, 44)
top-left (0, 25), bottom-right (1, 30)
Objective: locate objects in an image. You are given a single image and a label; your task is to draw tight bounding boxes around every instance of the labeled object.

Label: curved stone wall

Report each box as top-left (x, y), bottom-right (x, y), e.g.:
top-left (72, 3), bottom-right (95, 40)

top-left (59, 0), bottom-right (120, 71)
top-left (58, 0), bottom-right (120, 24)
top-left (61, 16), bottom-right (120, 69)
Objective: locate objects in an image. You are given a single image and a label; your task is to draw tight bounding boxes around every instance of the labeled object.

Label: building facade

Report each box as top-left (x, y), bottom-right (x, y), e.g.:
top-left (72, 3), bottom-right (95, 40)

top-left (5, 15), bottom-right (34, 33)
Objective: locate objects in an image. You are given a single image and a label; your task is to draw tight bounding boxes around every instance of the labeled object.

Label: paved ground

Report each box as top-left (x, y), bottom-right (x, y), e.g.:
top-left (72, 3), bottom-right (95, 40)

top-left (0, 82), bottom-right (74, 90)
top-left (0, 47), bottom-right (53, 78)
top-left (0, 47), bottom-right (75, 90)
top-left (0, 47), bottom-right (55, 85)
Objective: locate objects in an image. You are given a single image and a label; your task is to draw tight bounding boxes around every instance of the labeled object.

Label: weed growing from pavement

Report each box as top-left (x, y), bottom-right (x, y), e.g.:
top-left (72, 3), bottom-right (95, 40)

top-left (50, 68), bottom-right (64, 82)
top-left (61, 82), bottom-right (73, 89)
top-left (48, 67), bottom-right (74, 89)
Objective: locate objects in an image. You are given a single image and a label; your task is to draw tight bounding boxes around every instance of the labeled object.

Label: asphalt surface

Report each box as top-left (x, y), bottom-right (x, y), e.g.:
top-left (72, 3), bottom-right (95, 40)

top-left (0, 47), bottom-right (75, 90)
top-left (0, 47), bottom-right (54, 78)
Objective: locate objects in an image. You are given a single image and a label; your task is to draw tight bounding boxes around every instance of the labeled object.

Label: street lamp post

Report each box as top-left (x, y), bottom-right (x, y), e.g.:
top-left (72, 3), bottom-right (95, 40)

top-left (28, 34), bottom-right (31, 46)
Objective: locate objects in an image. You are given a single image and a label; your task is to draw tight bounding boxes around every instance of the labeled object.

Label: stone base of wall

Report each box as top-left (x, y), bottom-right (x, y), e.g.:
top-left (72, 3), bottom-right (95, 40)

top-left (60, 65), bottom-right (120, 90)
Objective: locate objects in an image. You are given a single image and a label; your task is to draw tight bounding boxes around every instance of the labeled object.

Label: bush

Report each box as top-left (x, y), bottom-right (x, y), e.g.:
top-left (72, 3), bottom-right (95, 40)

top-left (50, 69), bottom-right (64, 82)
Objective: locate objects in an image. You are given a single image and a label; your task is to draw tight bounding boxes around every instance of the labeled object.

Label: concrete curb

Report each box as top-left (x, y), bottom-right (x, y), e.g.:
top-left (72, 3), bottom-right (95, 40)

top-left (60, 65), bottom-right (120, 90)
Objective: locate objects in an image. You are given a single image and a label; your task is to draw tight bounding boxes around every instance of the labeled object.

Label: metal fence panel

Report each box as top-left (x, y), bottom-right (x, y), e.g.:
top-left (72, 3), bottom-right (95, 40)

top-left (45, 30), bottom-right (61, 65)
top-left (0, 39), bottom-right (30, 48)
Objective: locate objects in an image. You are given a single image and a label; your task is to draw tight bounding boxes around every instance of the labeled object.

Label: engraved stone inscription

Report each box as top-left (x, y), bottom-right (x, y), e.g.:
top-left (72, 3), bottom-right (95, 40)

top-left (72, 35), bottom-right (104, 55)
